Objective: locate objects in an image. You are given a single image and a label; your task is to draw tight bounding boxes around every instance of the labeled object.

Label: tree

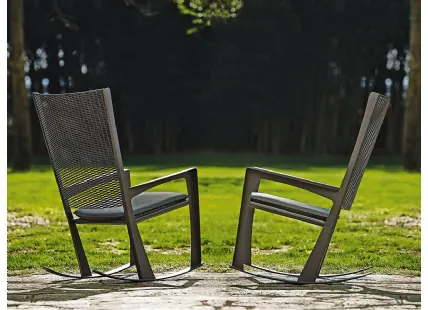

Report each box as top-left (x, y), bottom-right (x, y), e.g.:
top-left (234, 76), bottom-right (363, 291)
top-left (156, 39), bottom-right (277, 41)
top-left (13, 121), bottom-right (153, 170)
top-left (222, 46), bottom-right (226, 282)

top-left (10, 0), bottom-right (32, 171)
top-left (9, 0), bottom-right (411, 158)
top-left (403, 0), bottom-right (421, 171)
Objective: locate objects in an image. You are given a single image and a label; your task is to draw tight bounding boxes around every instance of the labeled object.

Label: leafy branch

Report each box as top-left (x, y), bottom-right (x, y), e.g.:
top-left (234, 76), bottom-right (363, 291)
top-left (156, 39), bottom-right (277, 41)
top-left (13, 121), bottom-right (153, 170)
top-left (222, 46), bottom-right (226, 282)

top-left (175, 0), bottom-right (243, 34)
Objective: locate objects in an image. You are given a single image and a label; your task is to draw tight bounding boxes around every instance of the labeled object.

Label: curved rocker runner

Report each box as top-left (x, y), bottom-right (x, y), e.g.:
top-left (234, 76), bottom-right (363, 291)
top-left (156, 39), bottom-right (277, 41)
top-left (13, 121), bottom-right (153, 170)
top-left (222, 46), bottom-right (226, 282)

top-left (232, 265), bottom-right (374, 285)
top-left (42, 264), bottom-right (134, 280)
top-left (93, 263), bottom-right (204, 283)
top-left (231, 93), bottom-right (390, 285)
top-left (32, 89), bottom-right (203, 281)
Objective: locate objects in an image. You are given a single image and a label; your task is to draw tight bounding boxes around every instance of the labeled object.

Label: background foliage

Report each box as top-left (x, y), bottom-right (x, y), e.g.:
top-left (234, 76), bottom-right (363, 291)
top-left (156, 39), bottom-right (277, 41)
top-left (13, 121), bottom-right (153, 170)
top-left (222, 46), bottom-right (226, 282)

top-left (7, 0), bottom-right (414, 158)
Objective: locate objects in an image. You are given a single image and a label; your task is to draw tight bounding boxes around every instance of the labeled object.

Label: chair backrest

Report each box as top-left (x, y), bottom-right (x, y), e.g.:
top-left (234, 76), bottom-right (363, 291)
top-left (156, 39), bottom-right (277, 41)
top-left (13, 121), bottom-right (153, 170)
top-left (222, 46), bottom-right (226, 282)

top-left (33, 88), bottom-right (126, 213)
top-left (339, 92), bottom-right (390, 211)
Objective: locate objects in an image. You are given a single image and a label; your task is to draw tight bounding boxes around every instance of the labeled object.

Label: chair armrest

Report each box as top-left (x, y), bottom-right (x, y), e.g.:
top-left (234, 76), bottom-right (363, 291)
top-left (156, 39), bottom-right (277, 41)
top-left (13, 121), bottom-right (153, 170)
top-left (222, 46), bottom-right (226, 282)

top-left (248, 167), bottom-right (339, 201)
top-left (127, 167), bottom-right (197, 198)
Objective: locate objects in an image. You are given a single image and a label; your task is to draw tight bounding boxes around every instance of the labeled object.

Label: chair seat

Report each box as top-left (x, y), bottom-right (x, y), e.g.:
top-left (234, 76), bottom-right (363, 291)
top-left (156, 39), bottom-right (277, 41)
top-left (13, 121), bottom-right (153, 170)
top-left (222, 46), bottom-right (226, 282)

top-left (250, 192), bottom-right (330, 221)
top-left (74, 192), bottom-right (188, 220)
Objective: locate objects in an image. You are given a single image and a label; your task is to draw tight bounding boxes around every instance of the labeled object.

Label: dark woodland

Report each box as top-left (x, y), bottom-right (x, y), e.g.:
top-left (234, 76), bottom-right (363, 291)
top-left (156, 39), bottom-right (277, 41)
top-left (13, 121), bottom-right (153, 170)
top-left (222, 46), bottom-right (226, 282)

top-left (7, 0), bottom-right (421, 170)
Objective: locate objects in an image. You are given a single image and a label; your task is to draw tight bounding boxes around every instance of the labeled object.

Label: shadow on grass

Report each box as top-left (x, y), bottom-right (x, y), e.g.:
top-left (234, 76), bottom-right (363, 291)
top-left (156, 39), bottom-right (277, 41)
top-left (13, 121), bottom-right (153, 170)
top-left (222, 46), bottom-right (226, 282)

top-left (8, 152), bottom-right (407, 174)
top-left (124, 153), bottom-right (405, 172)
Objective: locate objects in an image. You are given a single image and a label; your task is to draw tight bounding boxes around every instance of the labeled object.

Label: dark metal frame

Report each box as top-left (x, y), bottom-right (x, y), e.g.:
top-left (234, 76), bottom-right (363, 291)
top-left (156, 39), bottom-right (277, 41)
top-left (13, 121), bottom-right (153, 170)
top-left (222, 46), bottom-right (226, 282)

top-left (231, 92), bottom-right (390, 284)
top-left (33, 88), bottom-right (202, 281)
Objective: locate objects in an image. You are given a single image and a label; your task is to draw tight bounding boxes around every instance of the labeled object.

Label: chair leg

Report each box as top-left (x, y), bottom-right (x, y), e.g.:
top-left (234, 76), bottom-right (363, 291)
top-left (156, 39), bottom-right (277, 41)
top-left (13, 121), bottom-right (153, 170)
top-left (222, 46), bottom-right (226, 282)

top-left (298, 216), bottom-right (338, 283)
top-left (67, 217), bottom-right (91, 277)
top-left (187, 169), bottom-right (202, 268)
top-left (126, 220), bottom-right (155, 280)
top-left (231, 207), bottom-right (255, 269)
top-left (129, 239), bottom-right (136, 266)
top-left (45, 215), bottom-right (135, 279)
top-left (231, 171), bottom-right (260, 269)
top-left (94, 169), bottom-right (204, 283)
top-left (236, 218), bottom-right (342, 284)
top-left (122, 169), bottom-right (139, 271)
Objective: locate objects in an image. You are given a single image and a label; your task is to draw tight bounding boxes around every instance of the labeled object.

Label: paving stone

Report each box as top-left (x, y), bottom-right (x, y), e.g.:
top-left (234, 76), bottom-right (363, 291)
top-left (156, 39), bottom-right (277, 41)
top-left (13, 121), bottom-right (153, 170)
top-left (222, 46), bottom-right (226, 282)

top-left (7, 273), bottom-right (421, 309)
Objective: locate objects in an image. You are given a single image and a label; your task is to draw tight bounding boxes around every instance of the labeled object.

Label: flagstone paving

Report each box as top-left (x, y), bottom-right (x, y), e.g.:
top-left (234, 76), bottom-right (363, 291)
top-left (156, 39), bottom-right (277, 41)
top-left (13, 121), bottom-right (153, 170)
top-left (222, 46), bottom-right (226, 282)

top-left (7, 273), bottom-right (421, 309)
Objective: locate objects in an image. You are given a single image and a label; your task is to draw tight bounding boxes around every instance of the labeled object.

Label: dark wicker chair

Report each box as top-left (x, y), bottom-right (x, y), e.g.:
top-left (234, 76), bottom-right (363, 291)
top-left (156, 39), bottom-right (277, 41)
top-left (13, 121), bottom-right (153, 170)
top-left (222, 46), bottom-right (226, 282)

top-left (231, 92), bottom-right (390, 284)
top-left (33, 88), bottom-right (203, 281)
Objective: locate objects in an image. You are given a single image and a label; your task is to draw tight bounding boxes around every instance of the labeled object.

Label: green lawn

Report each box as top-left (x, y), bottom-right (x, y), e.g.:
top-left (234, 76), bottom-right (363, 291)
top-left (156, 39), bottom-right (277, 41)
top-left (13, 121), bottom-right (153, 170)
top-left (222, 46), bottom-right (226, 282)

top-left (7, 153), bottom-right (421, 275)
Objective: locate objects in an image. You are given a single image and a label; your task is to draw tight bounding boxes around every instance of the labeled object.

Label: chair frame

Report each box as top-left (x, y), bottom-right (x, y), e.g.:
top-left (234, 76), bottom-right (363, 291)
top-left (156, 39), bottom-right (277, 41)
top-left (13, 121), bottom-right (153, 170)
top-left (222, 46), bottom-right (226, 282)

top-left (34, 89), bottom-right (203, 281)
top-left (231, 92), bottom-right (390, 284)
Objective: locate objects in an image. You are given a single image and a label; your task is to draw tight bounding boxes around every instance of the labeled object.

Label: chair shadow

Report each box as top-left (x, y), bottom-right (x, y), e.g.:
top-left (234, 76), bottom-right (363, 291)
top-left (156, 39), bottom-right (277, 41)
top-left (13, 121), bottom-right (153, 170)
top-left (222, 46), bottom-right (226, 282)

top-left (231, 277), bottom-right (421, 304)
top-left (7, 277), bottom-right (201, 303)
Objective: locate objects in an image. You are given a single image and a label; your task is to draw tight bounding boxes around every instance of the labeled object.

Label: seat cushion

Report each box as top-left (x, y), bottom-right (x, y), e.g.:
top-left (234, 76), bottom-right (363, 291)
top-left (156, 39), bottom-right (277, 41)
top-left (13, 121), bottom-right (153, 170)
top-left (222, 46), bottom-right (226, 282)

top-left (250, 192), bottom-right (330, 221)
top-left (74, 192), bottom-right (188, 220)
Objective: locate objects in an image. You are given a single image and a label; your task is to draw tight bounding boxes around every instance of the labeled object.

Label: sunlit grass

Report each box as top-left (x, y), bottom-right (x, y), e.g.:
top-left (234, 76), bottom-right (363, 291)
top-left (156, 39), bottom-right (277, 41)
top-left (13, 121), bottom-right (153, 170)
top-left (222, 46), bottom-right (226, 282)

top-left (7, 153), bottom-right (420, 275)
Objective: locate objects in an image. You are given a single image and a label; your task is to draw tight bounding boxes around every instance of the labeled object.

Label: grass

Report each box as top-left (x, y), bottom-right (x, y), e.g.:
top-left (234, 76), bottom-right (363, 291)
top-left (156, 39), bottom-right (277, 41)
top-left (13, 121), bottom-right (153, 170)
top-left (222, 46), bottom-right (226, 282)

top-left (7, 153), bottom-right (421, 276)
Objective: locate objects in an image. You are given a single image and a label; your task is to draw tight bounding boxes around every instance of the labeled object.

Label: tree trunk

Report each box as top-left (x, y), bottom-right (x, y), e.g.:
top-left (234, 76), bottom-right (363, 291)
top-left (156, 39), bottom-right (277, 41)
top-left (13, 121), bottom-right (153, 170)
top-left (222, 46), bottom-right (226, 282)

top-left (152, 120), bottom-right (163, 155)
top-left (393, 75), bottom-right (405, 154)
top-left (255, 112), bottom-right (269, 154)
top-left (300, 122), bottom-right (308, 154)
top-left (164, 118), bottom-right (179, 154)
top-left (403, 0), bottom-right (421, 170)
top-left (341, 78), bottom-right (360, 154)
top-left (329, 93), bottom-right (339, 154)
top-left (385, 101), bottom-right (395, 154)
top-left (125, 121), bottom-right (135, 154)
top-left (10, 0), bottom-right (32, 171)
top-left (315, 93), bottom-right (328, 155)
top-left (270, 118), bottom-right (281, 155)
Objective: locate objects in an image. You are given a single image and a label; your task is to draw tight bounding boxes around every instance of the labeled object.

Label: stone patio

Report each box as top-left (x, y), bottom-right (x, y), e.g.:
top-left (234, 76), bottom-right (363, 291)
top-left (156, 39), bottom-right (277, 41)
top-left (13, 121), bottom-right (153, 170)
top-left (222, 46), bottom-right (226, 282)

top-left (7, 273), bottom-right (421, 309)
